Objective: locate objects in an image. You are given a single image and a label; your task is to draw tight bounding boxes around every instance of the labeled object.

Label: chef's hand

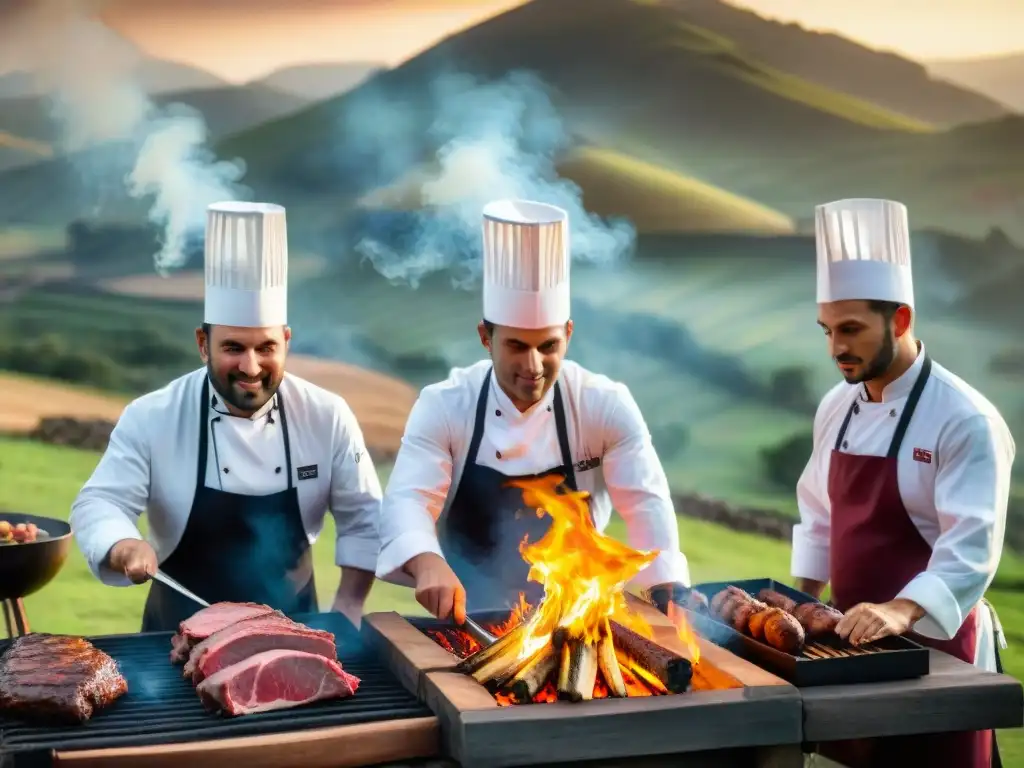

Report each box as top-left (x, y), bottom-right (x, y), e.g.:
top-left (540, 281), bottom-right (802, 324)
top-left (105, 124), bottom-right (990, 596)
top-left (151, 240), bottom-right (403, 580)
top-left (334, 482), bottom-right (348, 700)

top-left (106, 539), bottom-right (157, 584)
top-left (835, 598), bottom-right (924, 646)
top-left (404, 553), bottom-right (467, 624)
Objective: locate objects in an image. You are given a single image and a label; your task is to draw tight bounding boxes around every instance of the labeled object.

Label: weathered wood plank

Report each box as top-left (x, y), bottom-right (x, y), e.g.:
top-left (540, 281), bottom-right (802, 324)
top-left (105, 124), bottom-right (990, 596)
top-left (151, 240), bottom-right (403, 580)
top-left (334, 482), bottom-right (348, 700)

top-left (362, 612), bottom-right (459, 696)
top-left (801, 649), bottom-right (1024, 741)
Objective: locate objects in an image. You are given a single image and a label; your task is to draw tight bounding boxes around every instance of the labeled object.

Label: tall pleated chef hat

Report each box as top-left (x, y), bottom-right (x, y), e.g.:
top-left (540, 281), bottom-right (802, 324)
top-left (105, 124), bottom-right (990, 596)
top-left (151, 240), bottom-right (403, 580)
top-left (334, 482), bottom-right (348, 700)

top-left (481, 199), bottom-right (570, 329)
top-left (203, 201), bottom-right (289, 328)
top-left (815, 198), bottom-right (914, 309)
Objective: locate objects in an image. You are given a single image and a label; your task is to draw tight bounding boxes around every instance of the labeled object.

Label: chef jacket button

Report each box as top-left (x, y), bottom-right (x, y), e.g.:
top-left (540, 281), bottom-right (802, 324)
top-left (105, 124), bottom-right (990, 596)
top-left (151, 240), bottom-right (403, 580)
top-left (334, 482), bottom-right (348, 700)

top-left (547, 406), bottom-right (552, 412)
top-left (496, 450), bottom-right (502, 459)
top-left (853, 404), bottom-right (860, 415)
top-left (842, 441), bottom-right (848, 449)
top-left (890, 409), bottom-right (897, 417)
top-left (223, 467), bottom-right (230, 474)
top-left (495, 409), bottom-right (502, 417)
top-left (275, 467), bottom-right (281, 474)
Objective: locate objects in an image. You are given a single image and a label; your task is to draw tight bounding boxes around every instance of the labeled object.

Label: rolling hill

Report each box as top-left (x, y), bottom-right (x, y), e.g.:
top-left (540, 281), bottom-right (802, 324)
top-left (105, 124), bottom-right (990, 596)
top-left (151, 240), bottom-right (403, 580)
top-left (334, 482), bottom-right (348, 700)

top-left (251, 62), bottom-right (384, 101)
top-left (664, 0), bottom-right (1009, 127)
top-left (359, 145), bottom-right (796, 235)
top-left (0, 59), bottom-right (226, 99)
top-left (928, 53), bottom-right (1024, 113)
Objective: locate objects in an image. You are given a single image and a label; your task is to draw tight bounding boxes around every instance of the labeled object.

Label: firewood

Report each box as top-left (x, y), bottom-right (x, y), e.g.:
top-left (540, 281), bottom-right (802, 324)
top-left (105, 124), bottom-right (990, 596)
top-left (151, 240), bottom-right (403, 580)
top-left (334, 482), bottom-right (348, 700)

top-left (506, 642), bottom-right (559, 703)
top-left (558, 639), bottom-right (598, 702)
top-left (457, 622), bottom-right (526, 675)
top-left (556, 641), bottom-right (572, 692)
top-left (597, 619), bottom-right (627, 697)
top-left (610, 620), bottom-right (693, 694)
top-left (470, 634), bottom-right (531, 686)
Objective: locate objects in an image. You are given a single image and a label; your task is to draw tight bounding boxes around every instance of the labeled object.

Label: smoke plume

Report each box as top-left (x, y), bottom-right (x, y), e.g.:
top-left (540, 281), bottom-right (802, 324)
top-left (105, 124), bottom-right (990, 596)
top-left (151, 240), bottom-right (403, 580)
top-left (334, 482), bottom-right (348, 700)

top-left (353, 70), bottom-right (636, 288)
top-left (4, 0), bottom-right (246, 274)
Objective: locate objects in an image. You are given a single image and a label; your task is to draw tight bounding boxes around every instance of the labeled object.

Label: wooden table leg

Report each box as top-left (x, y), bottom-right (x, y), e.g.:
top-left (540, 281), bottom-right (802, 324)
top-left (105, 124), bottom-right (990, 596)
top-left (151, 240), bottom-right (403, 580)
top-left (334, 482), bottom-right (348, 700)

top-left (2, 598), bottom-right (29, 638)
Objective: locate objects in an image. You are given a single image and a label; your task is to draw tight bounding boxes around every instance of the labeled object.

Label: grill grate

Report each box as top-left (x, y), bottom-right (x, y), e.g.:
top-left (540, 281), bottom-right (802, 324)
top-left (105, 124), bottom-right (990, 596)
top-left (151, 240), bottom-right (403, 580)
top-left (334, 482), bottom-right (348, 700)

top-left (0, 612), bottom-right (430, 761)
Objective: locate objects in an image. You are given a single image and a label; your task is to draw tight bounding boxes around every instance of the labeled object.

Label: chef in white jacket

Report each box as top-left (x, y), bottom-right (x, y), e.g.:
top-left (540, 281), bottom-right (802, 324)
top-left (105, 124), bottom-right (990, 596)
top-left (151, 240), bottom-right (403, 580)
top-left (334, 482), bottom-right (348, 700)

top-left (375, 199), bottom-right (692, 624)
top-left (793, 198), bottom-right (1014, 768)
top-left (70, 202), bottom-right (383, 632)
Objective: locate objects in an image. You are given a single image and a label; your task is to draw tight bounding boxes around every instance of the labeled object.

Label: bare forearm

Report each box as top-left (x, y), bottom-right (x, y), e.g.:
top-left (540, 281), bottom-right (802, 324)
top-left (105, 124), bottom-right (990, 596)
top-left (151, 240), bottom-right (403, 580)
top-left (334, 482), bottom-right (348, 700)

top-left (795, 577), bottom-right (827, 600)
top-left (334, 567), bottom-right (374, 607)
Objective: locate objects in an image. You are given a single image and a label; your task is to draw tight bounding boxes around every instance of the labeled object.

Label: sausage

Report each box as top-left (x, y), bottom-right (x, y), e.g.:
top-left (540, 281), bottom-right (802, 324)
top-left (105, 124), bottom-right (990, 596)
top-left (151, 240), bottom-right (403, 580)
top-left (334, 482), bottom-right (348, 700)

top-left (748, 607), bottom-right (784, 641)
top-left (711, 589), bottom-right (732, 614)
top-left (757, 588), bottom-right (797, 613)
top-left (763, 611), bottom-right (806, 653)
top-left (793, 602), bottom-right (843, 638)
top-left (731, 599), bottom-right (766, 634)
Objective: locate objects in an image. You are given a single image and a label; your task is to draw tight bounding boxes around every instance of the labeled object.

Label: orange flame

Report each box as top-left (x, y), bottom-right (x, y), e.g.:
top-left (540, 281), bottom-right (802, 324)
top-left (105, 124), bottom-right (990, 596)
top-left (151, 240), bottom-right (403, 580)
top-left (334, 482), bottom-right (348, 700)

top-left (503, 475), bottom-right (660, 662)
top-left (666, 602), bottom-right (701, 665)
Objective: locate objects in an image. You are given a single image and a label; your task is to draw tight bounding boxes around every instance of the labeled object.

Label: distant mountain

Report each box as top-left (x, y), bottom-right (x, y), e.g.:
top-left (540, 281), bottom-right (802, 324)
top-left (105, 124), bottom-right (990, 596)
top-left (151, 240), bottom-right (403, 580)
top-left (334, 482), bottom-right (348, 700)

top-left (663, 0), bottom-right (1009, 127)
top-left (217, 0), bottom-right (928, 203)
top-left (928, 54), bottom-right (1024, 113)
top-left (251, 63), bottom-right (384, 101)
top-left (0, 59), bottom-right (225, 100)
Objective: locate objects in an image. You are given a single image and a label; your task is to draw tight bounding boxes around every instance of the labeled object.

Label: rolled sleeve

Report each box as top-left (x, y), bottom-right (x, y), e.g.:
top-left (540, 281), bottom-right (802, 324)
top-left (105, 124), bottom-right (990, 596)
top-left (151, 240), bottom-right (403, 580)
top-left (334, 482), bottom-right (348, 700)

top-left (376, 390), bottom-right (454, 586)
top-left (69, 401), bottom-right (150, 587)
top-left (600, 384), bottom-right (690, 590)
top-left (329, 399), bottom-right (384, 571)
top-left (896, 413), bottom-right (1014, 640)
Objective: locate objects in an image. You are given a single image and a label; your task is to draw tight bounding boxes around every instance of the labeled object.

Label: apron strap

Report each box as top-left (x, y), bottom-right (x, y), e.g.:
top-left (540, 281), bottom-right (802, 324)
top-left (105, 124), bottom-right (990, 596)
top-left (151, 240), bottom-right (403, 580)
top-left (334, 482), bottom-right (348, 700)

top-left (197, 377), bottom-right (211, 487)
top-left (834, 399), bottom-right (858, 452)
top-left (887, 355), bottom-right (932, 458)
top-left (275, 391), bottom-right (295, 490)
top-left (466, 369), bottom-right (493, 466)
top-left (552, 382), bottom-right (577, 492)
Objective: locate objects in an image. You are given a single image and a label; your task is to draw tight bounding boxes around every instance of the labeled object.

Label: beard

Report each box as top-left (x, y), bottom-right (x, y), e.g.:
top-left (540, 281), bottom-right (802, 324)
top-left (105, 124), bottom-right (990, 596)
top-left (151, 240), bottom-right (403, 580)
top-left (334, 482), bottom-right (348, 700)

top-left (207, 359), bottom-right (280, 413)
top-left (836, 332), bottom-right (896, 385)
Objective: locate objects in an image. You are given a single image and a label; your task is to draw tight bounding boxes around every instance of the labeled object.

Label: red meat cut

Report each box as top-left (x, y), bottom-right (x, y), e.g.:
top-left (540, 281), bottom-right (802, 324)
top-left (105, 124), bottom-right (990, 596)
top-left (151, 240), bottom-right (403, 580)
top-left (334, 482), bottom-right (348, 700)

top-left (169, 602), bottom-right (276, 663)
top-left (195, 649), bottom-right (360, 716)
top-left (184, 615), bottom-right (337, 684)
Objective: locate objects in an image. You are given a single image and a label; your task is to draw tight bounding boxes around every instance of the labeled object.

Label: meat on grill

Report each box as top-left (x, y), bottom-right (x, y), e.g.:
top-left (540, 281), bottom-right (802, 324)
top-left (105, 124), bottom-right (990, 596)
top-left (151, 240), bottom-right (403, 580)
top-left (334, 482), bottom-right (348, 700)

top-left (793, 602), bottom-right (844, 638)
top-left (170, 602), bottom-right (276, 663)
top-left (195, 649), bottom-right (360, 716)
top-left (184, 614), bottom-right (337, 684)
top-left (757, 588), bottom-right (798, 613)
top-left (0, 634), bottom-right (128, 724)
top-left (710, 587), bottom-right (806, 653)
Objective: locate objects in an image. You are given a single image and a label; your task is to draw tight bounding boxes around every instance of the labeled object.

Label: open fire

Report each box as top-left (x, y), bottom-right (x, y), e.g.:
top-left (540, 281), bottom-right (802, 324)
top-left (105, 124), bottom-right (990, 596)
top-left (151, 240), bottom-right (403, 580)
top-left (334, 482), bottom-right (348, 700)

top-left (426, 475), bottom-right (703, 706)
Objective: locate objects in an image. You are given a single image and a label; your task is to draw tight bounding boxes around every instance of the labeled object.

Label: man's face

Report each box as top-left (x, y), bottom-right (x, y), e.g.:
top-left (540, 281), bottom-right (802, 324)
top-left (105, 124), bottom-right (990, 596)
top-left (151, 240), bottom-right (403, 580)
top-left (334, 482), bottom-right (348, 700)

top-left (197, 324), bottom-right (290, 414)
top-left (817, 301), bottom-right (908, 384)
top-left (478, 321), bottom-right (573, 408)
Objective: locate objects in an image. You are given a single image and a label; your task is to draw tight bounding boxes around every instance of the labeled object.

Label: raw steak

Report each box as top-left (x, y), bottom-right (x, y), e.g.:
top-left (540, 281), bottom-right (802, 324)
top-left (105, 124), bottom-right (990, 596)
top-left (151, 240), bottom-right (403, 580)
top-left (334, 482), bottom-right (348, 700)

top-left (185, 615), bottom-right (337, 684)
top-left (169, 602), bottom-right (276, 663)
top-left (0, 634), bottom-right (128, 724)
top-left (195, 649), bottom-right (360, 716)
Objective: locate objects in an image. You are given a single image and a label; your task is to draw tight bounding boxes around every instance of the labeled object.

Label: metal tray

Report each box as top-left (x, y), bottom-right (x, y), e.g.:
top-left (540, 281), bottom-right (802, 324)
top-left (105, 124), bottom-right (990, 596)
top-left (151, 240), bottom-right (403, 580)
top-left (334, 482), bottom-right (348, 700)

top-left (688, 578), bottom-right (930, 687)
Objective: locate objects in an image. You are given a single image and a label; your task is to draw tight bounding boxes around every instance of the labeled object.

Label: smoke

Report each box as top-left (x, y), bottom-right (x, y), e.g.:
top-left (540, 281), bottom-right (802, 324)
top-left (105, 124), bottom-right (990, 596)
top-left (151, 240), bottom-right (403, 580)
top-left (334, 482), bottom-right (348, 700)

top-left (5, 0), bottom-right (246, 274)
top-left (353, 70), bottom-right (636, 288)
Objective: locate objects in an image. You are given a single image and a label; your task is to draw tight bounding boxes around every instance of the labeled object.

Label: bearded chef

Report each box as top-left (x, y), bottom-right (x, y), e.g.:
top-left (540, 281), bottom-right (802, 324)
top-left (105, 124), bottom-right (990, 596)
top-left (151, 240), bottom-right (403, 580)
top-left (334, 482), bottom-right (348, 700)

top-left (70, 202), bottom-right (383, 632)
top-left (374, 199), bottom-right (693, 623)
top-left (792, 198), bottom-right (1015, 768)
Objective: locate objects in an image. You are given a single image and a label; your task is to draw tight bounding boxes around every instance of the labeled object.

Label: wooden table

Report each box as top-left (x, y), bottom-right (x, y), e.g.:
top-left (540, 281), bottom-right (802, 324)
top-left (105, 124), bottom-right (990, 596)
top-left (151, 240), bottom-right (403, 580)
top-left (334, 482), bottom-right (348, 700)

top-left (801, 648), bottom-right (1023, 745)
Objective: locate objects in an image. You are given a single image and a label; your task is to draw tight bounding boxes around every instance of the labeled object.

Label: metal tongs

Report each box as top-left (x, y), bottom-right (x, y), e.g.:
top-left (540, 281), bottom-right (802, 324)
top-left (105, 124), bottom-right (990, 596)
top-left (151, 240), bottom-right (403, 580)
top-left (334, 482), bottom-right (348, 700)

top-left (456, 615), bottom-right (497, 648)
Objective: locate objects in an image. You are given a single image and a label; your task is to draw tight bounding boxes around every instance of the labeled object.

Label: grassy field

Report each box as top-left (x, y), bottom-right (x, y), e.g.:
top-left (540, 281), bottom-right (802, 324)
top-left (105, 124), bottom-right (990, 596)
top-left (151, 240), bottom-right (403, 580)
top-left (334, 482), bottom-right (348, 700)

top-left (2, 435), bottom-right (1023, 761)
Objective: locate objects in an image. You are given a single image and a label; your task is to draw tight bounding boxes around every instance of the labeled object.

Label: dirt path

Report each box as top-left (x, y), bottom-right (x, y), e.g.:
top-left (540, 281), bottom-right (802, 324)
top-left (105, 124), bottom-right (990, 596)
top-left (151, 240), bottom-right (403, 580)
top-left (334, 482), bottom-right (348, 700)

top-left (0, 355), bottom-right (418, 456)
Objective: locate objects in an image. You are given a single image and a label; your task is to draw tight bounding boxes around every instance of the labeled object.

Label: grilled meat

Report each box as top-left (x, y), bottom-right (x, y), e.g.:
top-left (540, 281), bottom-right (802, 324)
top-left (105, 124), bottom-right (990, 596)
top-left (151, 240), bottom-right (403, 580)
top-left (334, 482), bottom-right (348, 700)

top-left (711, 587), bottom-right (807, 653)
top-left (793, 602), bottom-right (843, 638)
top-left (762, 611), bottom-right (805, 653)
top-left (757, 588), bottom-right (797, 613)
top-left (0, 634), bottom-right (127, 724)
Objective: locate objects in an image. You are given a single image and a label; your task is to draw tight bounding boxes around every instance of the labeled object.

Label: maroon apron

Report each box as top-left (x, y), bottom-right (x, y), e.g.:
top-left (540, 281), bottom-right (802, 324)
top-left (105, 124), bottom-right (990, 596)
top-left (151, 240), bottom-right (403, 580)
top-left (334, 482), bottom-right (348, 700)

top-left (821, 354), bottom-right (996, 768)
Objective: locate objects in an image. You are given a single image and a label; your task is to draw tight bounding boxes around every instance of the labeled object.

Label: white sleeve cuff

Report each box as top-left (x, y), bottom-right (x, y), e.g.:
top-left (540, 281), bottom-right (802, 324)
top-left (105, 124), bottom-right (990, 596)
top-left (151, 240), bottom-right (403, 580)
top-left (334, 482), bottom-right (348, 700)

top-left (629, 550), bottom-right (691, 591)
top-left (81, 521), bottom-right (145, 587)
top-left (375, 531), bottom-right (445, 587)
top-left (335, 535), bottom-right (381, 573)
top-left (791, 527), bottom-right (830, 583)
top-left (896, 571), bottom-right (964, 640)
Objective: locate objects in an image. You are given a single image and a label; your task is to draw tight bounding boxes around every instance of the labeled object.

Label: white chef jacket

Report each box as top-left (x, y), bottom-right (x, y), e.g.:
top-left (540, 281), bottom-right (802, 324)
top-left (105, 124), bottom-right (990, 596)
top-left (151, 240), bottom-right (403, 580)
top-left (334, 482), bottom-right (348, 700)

top-left (70, 367), bottom-right (383, 587)
top-left (375, 359), bottom-right (690, 591)
top-left (792, 346), bottom-right (1015, 671)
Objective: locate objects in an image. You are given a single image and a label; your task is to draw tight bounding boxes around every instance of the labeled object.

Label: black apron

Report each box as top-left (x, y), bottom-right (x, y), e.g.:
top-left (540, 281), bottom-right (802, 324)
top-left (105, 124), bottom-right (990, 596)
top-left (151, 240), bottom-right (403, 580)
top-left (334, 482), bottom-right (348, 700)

top-left (437, 368), bottom-right (584, 613)
top-left (141, 378), bottom-right (317, 632)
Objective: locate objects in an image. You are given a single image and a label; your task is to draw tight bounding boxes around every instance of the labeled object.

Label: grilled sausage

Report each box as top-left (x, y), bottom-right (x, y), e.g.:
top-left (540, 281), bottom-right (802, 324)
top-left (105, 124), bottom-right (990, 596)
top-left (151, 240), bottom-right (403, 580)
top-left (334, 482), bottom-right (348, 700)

top-left (793, 602), bottom-right (843, 638)
top-left (757, 588), bottom-right (797, 613)
top-left (731, 599), bottom-right (767, 633)
top-left (711, 589), bottom-right (732, 614)
top-left (748, 607), bottom-right (784, 641)
top-left (763, 611), bottom-right (805, 653)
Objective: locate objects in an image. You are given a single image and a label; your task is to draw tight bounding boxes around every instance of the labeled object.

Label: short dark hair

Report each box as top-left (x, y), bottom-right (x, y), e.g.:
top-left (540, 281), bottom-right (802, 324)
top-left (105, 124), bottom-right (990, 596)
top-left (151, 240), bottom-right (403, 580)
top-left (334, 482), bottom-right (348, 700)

top-left (481, 319), bottom-right (571, 338)
top-left (867, 300), bottom-right (902, 323)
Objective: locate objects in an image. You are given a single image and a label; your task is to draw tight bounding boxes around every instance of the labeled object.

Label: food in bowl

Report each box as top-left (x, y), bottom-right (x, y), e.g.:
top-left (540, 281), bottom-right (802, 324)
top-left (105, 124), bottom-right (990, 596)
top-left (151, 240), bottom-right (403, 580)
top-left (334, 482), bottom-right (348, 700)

top-left (0, 520), bottom-right (48, 544)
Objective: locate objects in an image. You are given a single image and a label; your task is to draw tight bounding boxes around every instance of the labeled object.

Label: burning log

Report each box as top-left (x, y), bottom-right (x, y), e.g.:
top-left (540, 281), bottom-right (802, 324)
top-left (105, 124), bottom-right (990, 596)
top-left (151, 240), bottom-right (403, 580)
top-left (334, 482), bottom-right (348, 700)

top-left (557, 640), bottom-right (599, 702)
top-left (456, 622), bottom-right (526, 676)
top-left (597, 619), bottom-right (627, 698)
top-left (505, 643), bottom-right (559, 703)
top-left (610, 620), bottom-right (693, 694)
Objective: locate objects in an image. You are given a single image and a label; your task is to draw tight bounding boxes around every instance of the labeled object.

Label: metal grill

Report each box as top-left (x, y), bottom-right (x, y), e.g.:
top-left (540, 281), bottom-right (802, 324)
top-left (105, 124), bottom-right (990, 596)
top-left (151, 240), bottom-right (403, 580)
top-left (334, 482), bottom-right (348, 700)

top-left (0, 612), bottom-right (430, 763)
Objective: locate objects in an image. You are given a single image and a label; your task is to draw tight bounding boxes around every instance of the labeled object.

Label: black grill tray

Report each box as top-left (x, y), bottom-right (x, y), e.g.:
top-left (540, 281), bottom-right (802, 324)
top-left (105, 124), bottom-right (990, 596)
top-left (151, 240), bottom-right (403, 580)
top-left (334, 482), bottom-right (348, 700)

top-left (688, 578), bottom-right (930, 687)
top-left (0, 612), bottom-right (431, 765)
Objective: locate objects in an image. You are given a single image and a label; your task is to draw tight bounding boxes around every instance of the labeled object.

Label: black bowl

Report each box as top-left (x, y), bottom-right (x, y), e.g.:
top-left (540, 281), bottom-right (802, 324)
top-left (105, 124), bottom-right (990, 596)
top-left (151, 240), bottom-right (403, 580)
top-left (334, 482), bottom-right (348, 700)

top-left (0, 512), bottom-right (73, 600)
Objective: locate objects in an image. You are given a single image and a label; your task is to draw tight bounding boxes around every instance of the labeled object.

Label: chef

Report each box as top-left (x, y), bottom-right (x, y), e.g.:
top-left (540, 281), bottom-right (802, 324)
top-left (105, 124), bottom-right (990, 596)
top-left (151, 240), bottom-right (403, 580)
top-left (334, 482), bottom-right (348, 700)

top-left (374, 198), bottom-right (692, 624)
top-left (792, 198), bottom-right (1015, 768)
top-left (70, 201), bottom-right (383, 632)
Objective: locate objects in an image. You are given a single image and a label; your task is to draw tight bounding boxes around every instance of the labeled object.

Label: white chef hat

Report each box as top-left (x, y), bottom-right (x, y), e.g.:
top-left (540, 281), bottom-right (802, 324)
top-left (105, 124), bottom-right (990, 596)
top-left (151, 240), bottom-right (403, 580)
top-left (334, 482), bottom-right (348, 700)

top-left (203, 201), bottom-right (289, 327)
top-left (815, 198), bottom-right (914, 309)
top-left (481, 199), bottom-right (570, 329)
